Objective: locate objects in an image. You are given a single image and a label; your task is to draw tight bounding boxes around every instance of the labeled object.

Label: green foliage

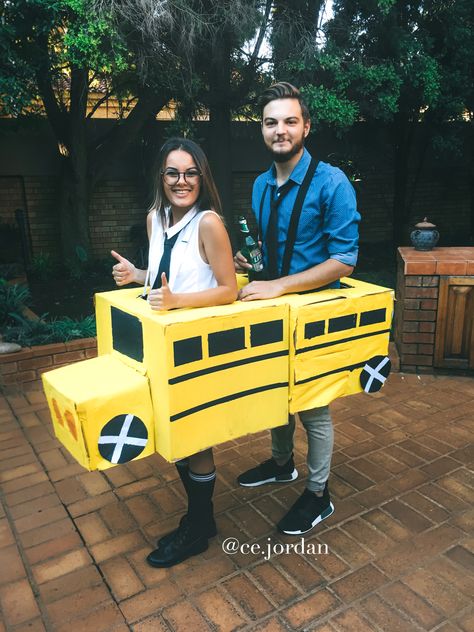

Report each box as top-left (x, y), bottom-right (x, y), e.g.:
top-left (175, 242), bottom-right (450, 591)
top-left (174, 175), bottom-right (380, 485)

top-left (0, 0), bottom-right (130, 117)
top-left (301, 84), bottom-right (359, 129)
top-left (62, 0), bottom-right (128, 72)
top-left (28, 253), bottom-right (59, 282)
top-left (0, 279), bottom-right (31, 328)
top-left (293, 0), bottom-right (473, 133)
top-left (1, 273), bottom-right (97, 346)
top-left (3, 314), bottom-right (96, 346)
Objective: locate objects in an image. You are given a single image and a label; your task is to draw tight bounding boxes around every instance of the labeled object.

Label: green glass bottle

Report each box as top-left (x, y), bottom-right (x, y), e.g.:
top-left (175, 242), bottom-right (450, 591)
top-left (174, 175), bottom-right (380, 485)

top-left (238, 216), bottom-right (264, 279)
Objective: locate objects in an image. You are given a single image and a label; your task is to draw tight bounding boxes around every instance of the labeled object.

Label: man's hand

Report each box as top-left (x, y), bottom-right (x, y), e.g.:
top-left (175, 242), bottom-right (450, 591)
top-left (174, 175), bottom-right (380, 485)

top-left (233, 250), bottom-right (252, 272)
top-left (239, 279), bottom-right (284, 301)
top-left (111, 250), bottom-right (137, 286)
top-left (148, 273), bottom-right (177, 310)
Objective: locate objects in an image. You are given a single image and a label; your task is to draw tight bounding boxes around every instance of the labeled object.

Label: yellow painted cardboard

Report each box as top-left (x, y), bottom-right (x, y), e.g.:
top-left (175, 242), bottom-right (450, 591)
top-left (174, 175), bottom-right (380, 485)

top-left (42, 355), bottom-right (155, 470)
top-left (95, 290), bottom-right (290, 462)
top-left (42, 275), bottom-right (393, 469)
top-left (287, 279), bottom-right (393, 411)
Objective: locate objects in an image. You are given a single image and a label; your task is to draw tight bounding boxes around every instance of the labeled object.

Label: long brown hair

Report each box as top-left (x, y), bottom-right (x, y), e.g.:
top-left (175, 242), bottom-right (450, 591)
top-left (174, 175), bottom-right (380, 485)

top-left (149, 138), bottom-right (222, 219)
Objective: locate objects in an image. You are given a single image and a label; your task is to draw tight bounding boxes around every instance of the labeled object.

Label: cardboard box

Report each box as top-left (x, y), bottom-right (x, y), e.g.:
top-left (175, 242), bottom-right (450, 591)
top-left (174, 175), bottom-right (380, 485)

top-left (42, 277), bottom-right (393, 470)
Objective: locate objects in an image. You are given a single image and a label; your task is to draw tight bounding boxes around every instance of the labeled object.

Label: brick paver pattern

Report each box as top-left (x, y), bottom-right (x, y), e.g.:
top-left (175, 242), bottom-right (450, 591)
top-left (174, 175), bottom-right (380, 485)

top-left (0, 373), bottom-right (473, 631)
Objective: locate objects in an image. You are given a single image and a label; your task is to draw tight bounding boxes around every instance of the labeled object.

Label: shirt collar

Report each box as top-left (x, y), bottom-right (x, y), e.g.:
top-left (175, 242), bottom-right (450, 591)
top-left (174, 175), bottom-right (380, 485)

top-left (165, 206), bottom-right (198, 237)
top-left (264, 147), bottom-right (312, 188)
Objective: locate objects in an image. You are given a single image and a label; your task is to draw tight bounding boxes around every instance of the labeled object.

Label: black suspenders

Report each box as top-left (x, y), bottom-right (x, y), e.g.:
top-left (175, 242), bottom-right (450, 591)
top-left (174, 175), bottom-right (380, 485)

top-left (258, 158), bottom-right (318, 278)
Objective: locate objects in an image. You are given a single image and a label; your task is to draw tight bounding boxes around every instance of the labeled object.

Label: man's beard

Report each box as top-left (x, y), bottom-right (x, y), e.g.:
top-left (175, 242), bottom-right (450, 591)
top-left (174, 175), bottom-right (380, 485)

top-left (269, 137), bottom-right (305, 163)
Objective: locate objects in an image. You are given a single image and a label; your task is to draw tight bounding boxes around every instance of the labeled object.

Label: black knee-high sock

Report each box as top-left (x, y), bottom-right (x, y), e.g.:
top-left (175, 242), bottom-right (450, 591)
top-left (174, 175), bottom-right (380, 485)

top-left (186, 469), bottom-right (216, 531)
top-left (175, 459), bottom-right (189, 496)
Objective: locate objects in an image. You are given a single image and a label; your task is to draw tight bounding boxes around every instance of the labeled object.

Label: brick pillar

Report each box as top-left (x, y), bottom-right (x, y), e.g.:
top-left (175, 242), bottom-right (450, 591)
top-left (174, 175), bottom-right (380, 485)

top-left (395, 269), bottom-right (438, 372)
top-left (395, 246), bottom-right (474, 373)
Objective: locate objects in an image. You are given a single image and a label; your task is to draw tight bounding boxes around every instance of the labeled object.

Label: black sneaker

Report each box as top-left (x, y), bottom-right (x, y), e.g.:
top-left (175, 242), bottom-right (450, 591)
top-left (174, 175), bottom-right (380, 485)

top-left (157, 513), bottom-right (217, 547)
top-left (147, 521), bottom-right (208, 568)
top-left (237, 454), bottom-right (298, 487)
top-left (277, 484), bottom-right (334, 535)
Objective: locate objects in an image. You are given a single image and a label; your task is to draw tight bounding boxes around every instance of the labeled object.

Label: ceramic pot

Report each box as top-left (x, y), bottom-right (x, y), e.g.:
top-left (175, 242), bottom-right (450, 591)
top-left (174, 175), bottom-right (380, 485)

top-left (410, 218), bottom-right (439, 251)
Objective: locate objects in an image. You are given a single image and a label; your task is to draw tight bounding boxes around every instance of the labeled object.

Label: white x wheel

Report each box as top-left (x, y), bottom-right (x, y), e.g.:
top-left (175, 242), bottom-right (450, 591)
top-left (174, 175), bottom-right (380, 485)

top-left (98, 414), bottom-right (148, 464)
top-left (360, 355), bottom-right (391, 393)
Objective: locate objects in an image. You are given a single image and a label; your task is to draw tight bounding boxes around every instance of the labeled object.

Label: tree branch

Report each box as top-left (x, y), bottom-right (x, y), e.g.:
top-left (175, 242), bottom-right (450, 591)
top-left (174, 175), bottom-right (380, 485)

top-left (35, 34), bottom-right (68, 145)
top-left (87, 90), bottom-right (113, 119)
top-left (90, 87), bottom-right (169, 184)
top-left (249, 0), bottom-right (272, 66)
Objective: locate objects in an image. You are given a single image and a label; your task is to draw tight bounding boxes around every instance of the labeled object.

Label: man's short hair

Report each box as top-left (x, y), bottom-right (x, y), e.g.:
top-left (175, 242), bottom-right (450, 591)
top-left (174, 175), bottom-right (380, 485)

top-left (259, 82), bottom-right (310, 122)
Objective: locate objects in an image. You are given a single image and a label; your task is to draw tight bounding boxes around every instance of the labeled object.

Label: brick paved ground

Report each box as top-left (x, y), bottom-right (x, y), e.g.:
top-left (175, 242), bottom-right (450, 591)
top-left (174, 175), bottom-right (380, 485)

top-left (0, 373), bottom-right (473, 631)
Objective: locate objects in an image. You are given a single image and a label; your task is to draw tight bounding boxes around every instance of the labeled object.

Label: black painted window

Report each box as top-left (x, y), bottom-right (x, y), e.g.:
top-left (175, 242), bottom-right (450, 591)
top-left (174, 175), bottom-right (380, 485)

top-left (111, 308), bottom-right (144, 362)
top-left (328, 314), bottom-right (357, 333)
top-left (208, 327), bottom-right (245, 356)
top-left (174, 336), bottom-right (203, 366)
top-left (304, 320), bottom-right (325, 339)
top-left (359, 308), bottom-right (387, 326)
top-left (250, 320), bottom-right (284, 347)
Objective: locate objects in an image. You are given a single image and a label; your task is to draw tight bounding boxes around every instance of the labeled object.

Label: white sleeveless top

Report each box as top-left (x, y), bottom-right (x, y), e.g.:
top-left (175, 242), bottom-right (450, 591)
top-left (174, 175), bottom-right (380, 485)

top-left (145, 207), bottom-right (219, 294)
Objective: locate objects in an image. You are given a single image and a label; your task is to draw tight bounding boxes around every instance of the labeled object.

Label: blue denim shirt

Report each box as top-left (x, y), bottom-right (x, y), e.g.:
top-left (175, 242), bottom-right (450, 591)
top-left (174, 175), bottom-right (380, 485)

top-left (252, 148), bottom-right (360, 279)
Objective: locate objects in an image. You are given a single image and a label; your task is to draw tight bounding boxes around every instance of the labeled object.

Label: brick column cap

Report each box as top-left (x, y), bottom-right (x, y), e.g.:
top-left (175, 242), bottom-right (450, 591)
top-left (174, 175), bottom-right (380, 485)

top-left (398, 247), bottom-right (474, 275)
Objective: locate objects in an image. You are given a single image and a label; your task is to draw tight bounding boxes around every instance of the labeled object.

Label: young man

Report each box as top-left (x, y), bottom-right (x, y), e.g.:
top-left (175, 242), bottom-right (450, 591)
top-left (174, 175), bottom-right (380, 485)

top-left (234, 82), bottom-right (360, 535)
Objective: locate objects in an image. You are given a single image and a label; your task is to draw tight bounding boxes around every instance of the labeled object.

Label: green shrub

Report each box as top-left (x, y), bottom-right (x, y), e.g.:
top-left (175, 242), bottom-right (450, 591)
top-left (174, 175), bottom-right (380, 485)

top-left (0, 278), bottom-right (31, 327)
top-left (28, 252), bottom-right (59, 281)
top-left (3, 314), bottom-right (96, 347)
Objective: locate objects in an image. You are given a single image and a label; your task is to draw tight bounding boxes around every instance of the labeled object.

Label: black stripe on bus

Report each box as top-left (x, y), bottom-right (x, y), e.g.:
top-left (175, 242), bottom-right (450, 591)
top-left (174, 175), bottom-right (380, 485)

top-left (169, 349), bottom-right (289, 385)
top-left (170, 382), bottom-right (289, 421)
top-left (295, 361), bottom-right (367, 386)
top-left (296, 328), bottom-right (391, 355)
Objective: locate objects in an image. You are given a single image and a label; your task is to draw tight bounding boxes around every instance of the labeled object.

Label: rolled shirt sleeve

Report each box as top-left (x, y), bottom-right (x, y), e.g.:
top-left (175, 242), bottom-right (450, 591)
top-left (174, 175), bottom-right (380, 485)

top-left (321, 171), bottom-right (360, 268)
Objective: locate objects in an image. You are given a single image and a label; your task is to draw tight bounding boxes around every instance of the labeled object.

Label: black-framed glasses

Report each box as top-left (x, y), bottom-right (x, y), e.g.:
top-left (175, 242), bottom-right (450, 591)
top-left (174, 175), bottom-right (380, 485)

top-left (161, 169), bottom-right (202, 185)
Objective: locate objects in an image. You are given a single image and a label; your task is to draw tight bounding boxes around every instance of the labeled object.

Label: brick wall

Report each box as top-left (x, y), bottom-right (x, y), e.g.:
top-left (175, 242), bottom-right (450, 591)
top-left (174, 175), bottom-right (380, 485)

top-left (395, 269), bottom-right (438, 373)
top-left (1, 177), bottom-right (148, 261)
top-left (88, 179), bottom-right (148, 259)
top-left (23, 176), bottom-right (59, 255)
top-left (0, 176), bottom-right (25, 224)
top-left (0, 120), bottom-right (471, 261)
top-left (0, 338), bottom-right (97, 386)
top-left (2, 170), bottom-right (468, 261)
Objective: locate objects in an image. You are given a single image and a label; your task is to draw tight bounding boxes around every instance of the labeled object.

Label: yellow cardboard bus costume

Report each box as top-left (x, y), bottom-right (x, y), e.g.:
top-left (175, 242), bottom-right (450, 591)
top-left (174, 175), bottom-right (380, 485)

top-left (42, 276), bottom-right (393, 470)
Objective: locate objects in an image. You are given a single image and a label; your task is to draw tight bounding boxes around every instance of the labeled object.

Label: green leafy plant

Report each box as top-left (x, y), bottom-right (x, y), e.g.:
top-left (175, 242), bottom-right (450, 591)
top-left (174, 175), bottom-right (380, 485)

top-left (3, 314), bottom-right (96, 346)
top-left (0, 278), bottom-right (31, 328)
top-left (28, 253), bottom-right (59, 282)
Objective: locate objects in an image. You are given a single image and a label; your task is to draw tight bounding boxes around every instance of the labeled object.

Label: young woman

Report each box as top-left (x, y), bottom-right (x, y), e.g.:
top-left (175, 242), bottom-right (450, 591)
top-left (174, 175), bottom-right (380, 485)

top-left (111, 138), bottom-right (237, 567)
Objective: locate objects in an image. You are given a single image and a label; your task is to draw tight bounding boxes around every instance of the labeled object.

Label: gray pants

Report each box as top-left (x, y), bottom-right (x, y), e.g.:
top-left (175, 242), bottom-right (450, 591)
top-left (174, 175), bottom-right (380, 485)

top-left (271, 405), bottom-right (333, 493)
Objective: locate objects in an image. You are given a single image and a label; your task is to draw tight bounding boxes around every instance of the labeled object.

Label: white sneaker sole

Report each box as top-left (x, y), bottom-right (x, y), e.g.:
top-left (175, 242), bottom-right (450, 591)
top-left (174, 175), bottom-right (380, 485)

top-left (238, 468), bottom-right (298, 488)
top-left (279, 502), bottom-right (335, 535)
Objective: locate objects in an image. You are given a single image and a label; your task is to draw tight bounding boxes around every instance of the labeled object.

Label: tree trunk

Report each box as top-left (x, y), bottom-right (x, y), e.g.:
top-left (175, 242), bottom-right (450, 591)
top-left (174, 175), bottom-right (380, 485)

top-left (56, 86), bottom-right (168, 266)
top-left (59, 66), bottom-right (90, 266)
top-left (58, 158), bottom-right (91, 265)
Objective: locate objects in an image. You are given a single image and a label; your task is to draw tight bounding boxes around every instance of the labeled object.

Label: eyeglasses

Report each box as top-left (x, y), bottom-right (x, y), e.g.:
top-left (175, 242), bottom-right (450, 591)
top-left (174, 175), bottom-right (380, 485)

top-left (161, 169), bottom-right (202, 185)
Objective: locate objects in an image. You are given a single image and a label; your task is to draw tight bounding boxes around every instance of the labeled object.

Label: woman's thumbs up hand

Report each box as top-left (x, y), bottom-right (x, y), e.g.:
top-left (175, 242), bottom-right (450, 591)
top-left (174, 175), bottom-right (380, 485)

top-left (111, 250), bottom-right (137, 286)
top-left (148, 273), bottom-right (176, 310)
